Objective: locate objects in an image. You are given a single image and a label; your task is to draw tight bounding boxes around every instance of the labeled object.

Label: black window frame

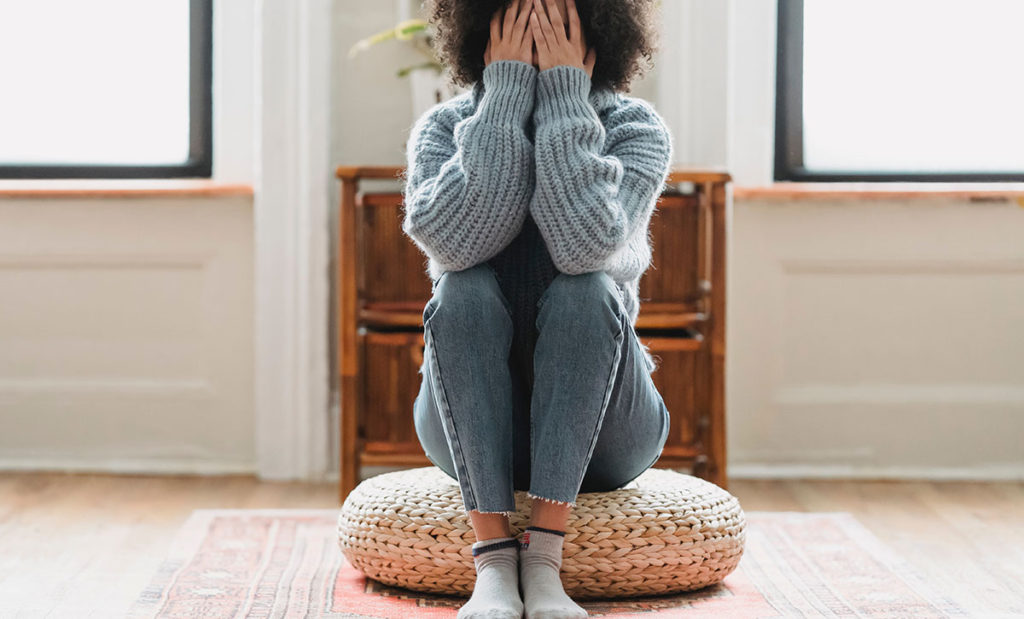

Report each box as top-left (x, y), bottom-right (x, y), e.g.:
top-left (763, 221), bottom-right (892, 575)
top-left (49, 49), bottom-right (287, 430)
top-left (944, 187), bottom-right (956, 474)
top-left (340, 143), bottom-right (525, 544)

top-left (774, 0), bottom-right (1024, 183)
top-left (0, 0), bottom-right (213, 179)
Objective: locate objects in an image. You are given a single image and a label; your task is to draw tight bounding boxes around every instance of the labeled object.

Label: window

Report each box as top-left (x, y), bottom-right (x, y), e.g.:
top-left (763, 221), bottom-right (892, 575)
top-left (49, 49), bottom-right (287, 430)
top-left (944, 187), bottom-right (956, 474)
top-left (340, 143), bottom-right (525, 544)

top-left (775, 0), bottom-right (1024, 182)
top-left (0, 0), bottom-right (212, 179)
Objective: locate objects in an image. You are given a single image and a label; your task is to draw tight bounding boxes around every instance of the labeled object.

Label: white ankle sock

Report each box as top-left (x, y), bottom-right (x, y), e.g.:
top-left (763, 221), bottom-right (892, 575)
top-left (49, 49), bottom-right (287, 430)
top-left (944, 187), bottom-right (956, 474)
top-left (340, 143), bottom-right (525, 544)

top-left (457, 536), bottom-right (524, 619)
top-left (518, 527), bottom-right (588, 618)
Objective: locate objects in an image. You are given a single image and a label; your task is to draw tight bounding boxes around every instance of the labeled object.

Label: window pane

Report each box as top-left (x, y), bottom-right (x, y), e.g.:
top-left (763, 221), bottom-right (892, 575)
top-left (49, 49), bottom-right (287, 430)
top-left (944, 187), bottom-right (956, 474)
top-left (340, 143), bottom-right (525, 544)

top-left (802, 0), bottom-right (1024, 173)
top-left (0, 0), bottom-right (190, 166)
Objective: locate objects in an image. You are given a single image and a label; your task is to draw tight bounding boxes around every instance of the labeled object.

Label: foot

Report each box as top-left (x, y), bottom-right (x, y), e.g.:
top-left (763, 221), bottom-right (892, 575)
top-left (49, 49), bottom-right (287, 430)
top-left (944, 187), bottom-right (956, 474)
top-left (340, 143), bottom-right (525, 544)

top-left (457, 536), bottom-right (524, 619)
top-left (518, 526), bottom-right (588, 618)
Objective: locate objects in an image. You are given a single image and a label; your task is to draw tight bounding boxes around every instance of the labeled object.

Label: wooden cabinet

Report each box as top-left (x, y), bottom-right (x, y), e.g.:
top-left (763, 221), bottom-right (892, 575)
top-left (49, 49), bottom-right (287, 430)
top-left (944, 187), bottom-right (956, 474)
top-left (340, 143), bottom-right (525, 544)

top-left (358, 331), bottom-right (424, 460)
top-left (337, 165), bottom-right (731, 502)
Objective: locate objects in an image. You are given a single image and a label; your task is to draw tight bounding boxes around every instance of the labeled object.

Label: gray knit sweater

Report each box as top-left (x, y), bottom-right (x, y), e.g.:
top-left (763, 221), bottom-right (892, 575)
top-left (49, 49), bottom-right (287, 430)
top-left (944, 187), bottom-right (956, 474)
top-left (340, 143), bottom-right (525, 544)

top-left (402, 59), bottom-right (674, 372)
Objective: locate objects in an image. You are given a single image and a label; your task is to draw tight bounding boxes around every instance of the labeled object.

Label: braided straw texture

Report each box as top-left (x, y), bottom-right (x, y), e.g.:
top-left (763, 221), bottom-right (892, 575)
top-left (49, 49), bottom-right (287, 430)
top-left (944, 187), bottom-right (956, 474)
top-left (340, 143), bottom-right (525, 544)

top-left (337, 466), bottom-right (746, 599)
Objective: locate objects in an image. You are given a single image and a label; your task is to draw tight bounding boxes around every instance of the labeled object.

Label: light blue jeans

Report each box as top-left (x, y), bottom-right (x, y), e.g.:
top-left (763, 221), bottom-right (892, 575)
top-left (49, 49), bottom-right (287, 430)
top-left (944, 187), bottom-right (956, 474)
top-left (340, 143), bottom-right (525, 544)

top-left (413, 262), bottom-right (670, 515)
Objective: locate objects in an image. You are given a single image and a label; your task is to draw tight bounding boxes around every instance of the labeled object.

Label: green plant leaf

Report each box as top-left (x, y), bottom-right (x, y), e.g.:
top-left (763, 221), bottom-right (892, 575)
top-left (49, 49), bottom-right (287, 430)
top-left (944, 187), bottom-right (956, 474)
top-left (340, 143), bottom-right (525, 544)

top-left (348, 18), bottom-right (431, 59)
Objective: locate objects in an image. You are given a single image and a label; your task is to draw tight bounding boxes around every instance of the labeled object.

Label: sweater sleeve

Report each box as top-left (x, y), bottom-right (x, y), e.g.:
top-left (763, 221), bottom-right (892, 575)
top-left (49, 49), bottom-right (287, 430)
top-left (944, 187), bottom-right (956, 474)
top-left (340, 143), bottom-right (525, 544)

top-left (402, 59), bottom-right (538, 273)
top-left (529, 64), bottom-right (673, 275)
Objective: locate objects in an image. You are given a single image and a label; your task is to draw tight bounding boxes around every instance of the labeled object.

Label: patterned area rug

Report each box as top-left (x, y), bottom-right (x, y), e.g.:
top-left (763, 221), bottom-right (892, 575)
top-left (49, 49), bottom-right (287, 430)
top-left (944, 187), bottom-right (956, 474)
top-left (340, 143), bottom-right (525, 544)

top-left (128, 509), bottom-right (967, 618)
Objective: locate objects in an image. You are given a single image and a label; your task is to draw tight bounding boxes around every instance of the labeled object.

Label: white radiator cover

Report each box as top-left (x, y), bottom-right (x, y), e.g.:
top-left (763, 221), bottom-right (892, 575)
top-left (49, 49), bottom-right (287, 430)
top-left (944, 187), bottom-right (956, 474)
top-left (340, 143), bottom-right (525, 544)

top-left (0, 196), bottom-right (255, 474)
top-left (727, 198), bottom-right (1024, 480)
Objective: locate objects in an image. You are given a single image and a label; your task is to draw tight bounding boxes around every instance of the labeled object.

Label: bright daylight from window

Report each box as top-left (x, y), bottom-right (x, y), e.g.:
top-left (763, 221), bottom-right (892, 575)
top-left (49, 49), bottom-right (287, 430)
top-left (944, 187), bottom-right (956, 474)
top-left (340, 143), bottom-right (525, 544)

top-left (802, 0), bottom-right (1024, 173)
top-left (0, 0), bottom-right (190, 166)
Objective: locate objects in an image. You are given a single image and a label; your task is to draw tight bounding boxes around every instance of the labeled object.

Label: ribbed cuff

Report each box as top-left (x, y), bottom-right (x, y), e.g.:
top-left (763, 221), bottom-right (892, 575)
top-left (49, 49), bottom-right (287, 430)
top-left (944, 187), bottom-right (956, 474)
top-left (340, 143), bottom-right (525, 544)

top-left (535, 64), bottom-right (592, 122)
top-left (479, 59), bottom-right (538, 126)
top-left (471, 536), bottom-right (520, 556)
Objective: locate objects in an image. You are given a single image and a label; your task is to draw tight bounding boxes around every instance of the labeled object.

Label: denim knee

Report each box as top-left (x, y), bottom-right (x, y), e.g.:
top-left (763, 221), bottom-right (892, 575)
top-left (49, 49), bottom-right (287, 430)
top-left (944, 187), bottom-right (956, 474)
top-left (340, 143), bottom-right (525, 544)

top-left (536, 271), bottom-right (626, 324)
top-left (423, 262), bottom-right (512, 331)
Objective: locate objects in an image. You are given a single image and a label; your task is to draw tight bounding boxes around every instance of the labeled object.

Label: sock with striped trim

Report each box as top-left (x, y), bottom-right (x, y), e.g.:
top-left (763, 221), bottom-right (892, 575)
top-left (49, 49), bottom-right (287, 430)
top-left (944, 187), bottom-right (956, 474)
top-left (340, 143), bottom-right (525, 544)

top-left (519, 526), bottom-right (588, 618)
top-left (457, 536), bottom-right (523, 619)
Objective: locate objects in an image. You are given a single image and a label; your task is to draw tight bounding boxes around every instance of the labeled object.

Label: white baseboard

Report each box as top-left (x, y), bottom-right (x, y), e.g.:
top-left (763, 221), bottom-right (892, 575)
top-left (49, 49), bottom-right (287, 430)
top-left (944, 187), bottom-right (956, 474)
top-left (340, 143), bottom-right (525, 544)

top-left (0, 457), bottom-right (256, 476)
top-left (9, 460), bottom-right (1015, 482)
top-left (326, 463), bottom-right (1024, 485)
top-left (728, 463), bottom-right (1024, 482)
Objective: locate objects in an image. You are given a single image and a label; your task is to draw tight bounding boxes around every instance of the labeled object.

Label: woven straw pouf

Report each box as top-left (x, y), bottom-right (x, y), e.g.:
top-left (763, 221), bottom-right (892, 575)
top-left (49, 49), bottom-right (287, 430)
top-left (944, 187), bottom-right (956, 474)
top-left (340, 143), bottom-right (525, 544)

top-left (337, 465), bottom-right (746, 599)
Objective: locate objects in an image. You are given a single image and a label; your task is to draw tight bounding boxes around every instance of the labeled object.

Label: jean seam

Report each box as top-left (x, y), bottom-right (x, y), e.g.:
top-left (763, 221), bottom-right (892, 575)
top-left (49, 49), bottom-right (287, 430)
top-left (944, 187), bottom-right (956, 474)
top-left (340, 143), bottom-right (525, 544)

top-left (484, 262), bottom-right (515, 320)
top-left (529, 402), bottom-right (535, 482)
top-left (429, 271), bottom-right (447, 295)
top-left (423, 322), bottom-right (478, 512)
top-left (574, 314), bottom-right (626, 495)
top-left (534, 272), bottom-right (560, 314)
top-left (627, 320), bottom-right (657, 374)
top-left (422, 293), bottom-right (438, 325)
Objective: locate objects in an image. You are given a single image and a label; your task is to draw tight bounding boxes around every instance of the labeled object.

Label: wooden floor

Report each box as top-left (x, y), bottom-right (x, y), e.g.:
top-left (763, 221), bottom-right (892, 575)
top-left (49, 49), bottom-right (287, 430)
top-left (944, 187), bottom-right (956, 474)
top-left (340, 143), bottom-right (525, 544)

top-left (0, 472), bottom-right (1021, 617)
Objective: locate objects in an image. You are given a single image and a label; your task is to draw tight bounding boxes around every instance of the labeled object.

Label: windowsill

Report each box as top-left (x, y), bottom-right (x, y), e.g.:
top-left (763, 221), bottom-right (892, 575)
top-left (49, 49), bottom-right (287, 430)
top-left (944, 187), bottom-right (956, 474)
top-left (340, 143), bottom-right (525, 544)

top-left (0, 179), bottom-right (254, 199)
top-left (733, 182), bottom-right (1024, 202)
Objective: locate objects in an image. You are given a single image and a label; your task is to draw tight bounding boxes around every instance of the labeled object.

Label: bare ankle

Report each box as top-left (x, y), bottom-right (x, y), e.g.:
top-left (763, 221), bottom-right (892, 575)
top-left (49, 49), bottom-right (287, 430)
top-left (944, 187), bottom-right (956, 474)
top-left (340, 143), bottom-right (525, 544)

top-left (469, 510), bottom-right (512, 541)
top-left (528, 495), bottom-right (571, 531)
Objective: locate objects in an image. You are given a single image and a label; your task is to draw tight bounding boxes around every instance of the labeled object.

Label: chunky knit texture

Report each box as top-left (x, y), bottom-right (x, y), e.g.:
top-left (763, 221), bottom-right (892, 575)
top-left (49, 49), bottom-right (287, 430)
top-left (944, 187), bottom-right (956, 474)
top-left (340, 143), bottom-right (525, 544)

top-left (402, 59), bottom-right (673, 372)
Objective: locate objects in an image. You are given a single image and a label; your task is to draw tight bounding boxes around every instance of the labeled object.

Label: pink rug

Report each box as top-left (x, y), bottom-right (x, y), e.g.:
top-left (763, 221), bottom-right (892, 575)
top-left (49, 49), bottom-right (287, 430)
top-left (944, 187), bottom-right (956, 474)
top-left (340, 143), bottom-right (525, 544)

top-left (128, 509), bottom-right (966, 618)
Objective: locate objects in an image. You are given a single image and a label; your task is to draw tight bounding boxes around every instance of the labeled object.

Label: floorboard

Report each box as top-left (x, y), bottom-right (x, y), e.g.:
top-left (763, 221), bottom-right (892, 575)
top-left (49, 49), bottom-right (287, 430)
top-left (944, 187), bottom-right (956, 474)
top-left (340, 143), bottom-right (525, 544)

top-left (0, 472), bottom-right (1020, 617)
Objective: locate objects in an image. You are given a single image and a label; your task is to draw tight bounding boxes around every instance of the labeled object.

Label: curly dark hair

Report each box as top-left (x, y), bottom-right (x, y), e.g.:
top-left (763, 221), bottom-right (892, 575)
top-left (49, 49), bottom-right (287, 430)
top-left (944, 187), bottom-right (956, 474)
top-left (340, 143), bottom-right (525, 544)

top-left (424, 0), bottom-right (660, 93)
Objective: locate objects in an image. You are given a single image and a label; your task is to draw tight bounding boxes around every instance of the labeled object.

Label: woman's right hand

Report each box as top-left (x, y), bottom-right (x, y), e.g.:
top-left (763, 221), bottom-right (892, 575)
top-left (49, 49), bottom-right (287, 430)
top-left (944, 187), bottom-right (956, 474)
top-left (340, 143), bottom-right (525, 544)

top-left (483, 0), bottom-right (535, 67)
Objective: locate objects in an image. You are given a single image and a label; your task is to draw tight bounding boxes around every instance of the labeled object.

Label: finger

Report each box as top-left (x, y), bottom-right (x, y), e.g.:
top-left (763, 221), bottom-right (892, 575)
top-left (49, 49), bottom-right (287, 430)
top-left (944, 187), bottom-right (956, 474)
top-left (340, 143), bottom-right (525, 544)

top-left (567, 0), bottom-right (581, 44)
top-left (517, 6), bottom-right (535, 53)
top-left (534, 0), bottom-right (557, 44)
top-left (503, 1), bottom-right (518, 40)
top-left (530, 10), bottom-right (548, 54)
top-left (532, 0), bottom-right (548, 28)
top-left (512, 0), bottom-right (531, 45)
top-left (543, 0), bottom-right (566, 42)
top-left (490, 11), bottom-right (501, 44)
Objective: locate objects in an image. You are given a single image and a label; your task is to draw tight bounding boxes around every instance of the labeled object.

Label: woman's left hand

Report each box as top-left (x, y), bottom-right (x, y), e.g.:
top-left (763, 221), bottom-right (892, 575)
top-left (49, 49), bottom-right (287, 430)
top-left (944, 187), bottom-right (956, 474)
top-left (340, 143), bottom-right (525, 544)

top-left (530, 0), bottom-right (596, 78)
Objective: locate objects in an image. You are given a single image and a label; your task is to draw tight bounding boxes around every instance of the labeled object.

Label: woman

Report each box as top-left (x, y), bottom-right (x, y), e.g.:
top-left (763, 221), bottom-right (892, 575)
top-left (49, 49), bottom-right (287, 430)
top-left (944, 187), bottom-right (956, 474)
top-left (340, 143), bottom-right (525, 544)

top-left (403, 0), bottom-right (672, 616)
